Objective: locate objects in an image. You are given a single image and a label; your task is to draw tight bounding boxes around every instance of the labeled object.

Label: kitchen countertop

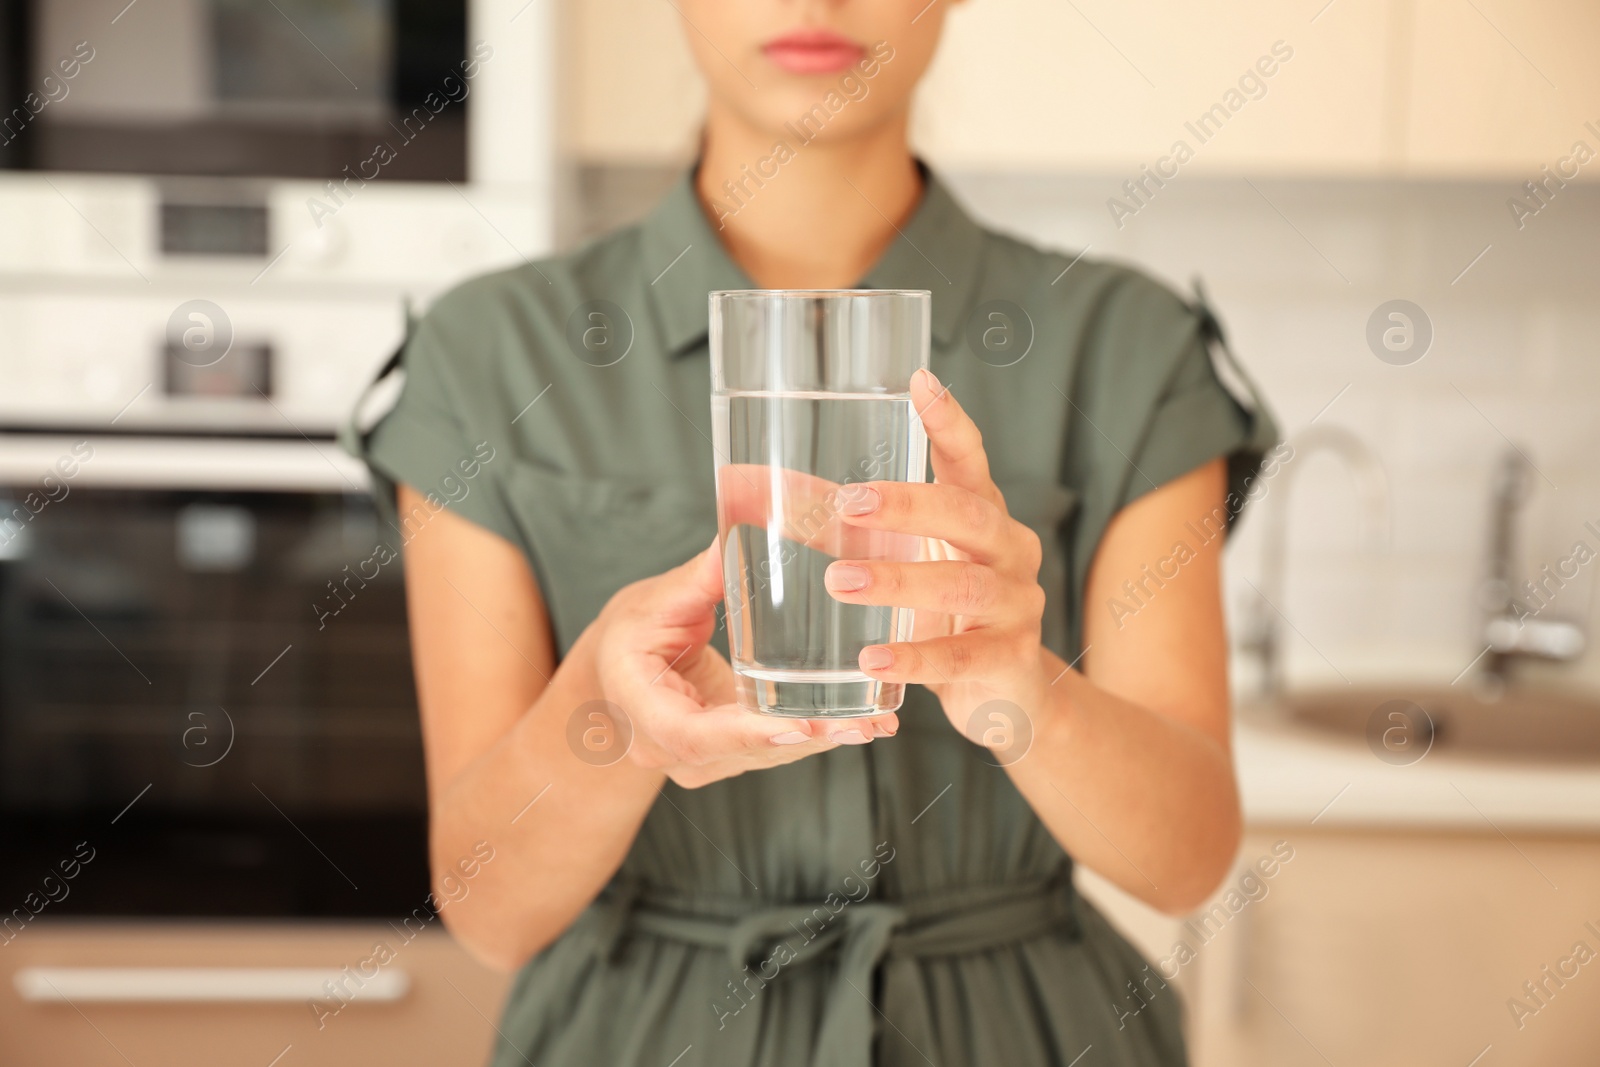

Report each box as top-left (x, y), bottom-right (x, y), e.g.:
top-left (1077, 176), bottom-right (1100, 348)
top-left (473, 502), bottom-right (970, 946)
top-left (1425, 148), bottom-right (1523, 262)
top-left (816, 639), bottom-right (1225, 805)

top-left (1235, 714), bottom-right (1600, 833)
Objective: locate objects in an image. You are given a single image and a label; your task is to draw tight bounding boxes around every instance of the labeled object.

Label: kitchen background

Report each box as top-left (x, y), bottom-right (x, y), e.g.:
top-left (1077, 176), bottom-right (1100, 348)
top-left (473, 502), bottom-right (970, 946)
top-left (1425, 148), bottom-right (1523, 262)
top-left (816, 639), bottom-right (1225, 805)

top-left (1, 0), bottom-right (1598, 1064)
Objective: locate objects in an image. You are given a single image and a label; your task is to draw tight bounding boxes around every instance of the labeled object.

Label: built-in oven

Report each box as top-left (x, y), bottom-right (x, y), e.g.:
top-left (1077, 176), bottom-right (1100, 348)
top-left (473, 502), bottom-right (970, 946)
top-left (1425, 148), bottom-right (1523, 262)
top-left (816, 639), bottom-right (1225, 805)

top-left (0, 0), bottom-right (554, 356)
top-left (0, 432), bottom-right (430, 920)
top-left (0, 211), bottom-right (525, 1067)
top-left (1, 0), bottom-right (471, 182)
top-left (0, 1), bottom-right (548, 1057)
top-left (0, 0), bottom-right (556, 925)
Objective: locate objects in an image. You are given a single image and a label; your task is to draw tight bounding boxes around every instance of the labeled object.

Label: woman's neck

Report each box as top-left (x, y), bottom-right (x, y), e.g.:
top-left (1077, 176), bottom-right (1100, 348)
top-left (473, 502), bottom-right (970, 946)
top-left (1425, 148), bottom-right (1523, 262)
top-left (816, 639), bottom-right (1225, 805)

top-left (694, 101), bottom-right (922, 289)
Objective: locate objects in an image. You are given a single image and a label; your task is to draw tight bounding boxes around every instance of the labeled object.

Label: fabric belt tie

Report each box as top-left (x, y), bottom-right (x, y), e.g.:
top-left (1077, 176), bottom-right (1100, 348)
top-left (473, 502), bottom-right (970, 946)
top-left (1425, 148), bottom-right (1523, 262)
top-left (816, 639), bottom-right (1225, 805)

top-left (593, 872), bottom-right (1081, 1067)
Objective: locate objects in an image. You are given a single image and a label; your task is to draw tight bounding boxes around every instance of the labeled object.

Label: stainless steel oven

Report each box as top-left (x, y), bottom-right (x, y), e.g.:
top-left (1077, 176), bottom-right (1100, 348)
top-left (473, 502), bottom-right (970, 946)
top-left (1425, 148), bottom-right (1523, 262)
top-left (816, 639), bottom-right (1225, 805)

top-left (2, 0), bottom-right (470, 182)
top-left (0, 431), bottom-right (429, 920)
top-left (0, 1), bottom-right (550, 1056)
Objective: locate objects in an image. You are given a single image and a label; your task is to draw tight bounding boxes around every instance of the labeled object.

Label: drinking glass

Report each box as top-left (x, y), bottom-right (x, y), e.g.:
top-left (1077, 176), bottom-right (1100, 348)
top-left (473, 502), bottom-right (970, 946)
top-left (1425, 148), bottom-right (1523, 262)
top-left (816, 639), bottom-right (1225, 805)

top-left (709, 290), bottom-right (931, 718)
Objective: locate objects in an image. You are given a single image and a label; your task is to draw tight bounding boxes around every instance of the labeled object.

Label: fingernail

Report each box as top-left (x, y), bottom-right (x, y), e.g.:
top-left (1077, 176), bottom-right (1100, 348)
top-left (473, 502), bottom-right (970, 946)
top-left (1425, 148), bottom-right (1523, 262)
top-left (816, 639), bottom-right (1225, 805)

top-left (872, 721), bottom-right (897, 738)
top-left (840, 487), bottom-right (880, 516)
top-left (860, 647), bottom-right (893, 671)
top-left (771, 732), bottom-right (810, 745)
top-left (826, 564), bottom-right (870, 592)
top-left (918, 367), bottom-right (941, 391)
top-left (829, 729), bottom-right (869, 745)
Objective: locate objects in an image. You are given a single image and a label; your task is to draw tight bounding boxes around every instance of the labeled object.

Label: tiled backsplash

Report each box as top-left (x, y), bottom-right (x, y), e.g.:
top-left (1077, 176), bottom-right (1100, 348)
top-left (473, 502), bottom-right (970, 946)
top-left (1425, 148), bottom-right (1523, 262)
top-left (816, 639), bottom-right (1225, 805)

top-left (568, 165), bottom-right (1600, 696)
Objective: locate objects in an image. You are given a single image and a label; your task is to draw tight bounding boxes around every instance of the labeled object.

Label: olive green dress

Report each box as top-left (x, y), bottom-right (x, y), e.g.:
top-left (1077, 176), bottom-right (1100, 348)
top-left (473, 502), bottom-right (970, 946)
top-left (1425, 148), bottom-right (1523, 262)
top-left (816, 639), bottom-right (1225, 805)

top-left (347, 162), bottom-right (1275, 1067)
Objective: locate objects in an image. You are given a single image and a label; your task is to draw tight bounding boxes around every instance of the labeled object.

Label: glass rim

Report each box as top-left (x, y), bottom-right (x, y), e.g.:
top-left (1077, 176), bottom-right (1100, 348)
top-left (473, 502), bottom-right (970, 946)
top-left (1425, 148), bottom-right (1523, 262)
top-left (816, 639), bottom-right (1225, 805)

top-left (709, 288), bottom-right (931, 300)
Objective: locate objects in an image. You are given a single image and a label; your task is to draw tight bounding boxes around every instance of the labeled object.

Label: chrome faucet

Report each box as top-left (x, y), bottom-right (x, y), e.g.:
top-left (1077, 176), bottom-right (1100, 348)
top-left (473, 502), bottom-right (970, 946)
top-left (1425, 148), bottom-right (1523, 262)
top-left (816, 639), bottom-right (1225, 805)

top-left (1480, 447), bottom-right (1586, 684)
top-left (1240, 424), bottom-right (1391, 699)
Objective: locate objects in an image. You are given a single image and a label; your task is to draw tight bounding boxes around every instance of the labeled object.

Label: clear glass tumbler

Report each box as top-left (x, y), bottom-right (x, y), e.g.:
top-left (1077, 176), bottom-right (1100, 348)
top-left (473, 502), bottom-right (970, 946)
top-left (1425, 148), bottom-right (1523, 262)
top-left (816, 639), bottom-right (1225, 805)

top-left (710, 290), bottom-right (931, 718)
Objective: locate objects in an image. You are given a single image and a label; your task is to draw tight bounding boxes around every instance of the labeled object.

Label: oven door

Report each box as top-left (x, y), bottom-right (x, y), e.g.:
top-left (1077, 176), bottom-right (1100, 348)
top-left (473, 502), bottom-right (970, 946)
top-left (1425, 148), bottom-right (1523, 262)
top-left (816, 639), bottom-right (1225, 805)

top-left (0, 433), bottom-right (427, 919)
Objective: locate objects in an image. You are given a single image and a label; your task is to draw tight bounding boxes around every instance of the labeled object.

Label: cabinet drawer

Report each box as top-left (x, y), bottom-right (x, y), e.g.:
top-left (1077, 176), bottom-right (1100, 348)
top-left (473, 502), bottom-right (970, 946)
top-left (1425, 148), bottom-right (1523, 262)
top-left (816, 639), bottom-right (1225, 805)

top-left (0, 921), bottom-right (510, 1067)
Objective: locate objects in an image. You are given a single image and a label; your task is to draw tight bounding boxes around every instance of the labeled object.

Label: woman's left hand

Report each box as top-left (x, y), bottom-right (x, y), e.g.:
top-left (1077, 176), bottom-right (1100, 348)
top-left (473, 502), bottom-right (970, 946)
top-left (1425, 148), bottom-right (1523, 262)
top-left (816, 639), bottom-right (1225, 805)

top-left (823, 368), bottom-right (1055, 741)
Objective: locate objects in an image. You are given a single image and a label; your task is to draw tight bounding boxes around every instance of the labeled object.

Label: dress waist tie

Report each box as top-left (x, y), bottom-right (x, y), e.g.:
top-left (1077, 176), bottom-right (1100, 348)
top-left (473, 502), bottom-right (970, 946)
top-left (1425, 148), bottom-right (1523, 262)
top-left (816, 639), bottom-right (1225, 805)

top-left (593, 871), bottom-right (1082, 1067)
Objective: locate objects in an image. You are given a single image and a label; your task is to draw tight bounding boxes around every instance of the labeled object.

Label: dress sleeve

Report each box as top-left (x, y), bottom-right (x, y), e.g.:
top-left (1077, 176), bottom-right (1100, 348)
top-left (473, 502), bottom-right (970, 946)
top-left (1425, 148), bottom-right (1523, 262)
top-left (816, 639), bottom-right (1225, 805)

top-left (344, 310), bottom-right (520, 546)
top-left (1114, 299), bottom-right (1279, 529)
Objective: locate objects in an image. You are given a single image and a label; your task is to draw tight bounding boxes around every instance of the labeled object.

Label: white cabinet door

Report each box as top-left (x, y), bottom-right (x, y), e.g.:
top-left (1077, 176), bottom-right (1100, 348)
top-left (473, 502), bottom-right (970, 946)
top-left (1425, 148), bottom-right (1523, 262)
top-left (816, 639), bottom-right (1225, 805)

top-left (1404, 0), bottom-right (1600, 178)
top-left (561, 0), bottom-right (1600, 179)
top-left (914, 0), bottom-right (1395, 175)
top-left (1189, 830), bottom-right (1600, 1067)
top-left (0, 923), bottom-right (510, 1067)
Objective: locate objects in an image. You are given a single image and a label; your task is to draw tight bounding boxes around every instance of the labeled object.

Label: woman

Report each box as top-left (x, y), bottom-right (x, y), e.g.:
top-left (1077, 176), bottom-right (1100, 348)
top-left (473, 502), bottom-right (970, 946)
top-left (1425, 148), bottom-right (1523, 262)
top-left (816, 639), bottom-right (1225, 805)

top-left (349, 2), bottom-right (1275, 1064)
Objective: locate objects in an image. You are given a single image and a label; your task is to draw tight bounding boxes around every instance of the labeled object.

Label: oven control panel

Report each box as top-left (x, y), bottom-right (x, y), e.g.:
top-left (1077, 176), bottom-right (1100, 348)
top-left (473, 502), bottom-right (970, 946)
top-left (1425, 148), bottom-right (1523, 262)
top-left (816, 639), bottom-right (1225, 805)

top-left (0, 175), bottom-right (550, 434)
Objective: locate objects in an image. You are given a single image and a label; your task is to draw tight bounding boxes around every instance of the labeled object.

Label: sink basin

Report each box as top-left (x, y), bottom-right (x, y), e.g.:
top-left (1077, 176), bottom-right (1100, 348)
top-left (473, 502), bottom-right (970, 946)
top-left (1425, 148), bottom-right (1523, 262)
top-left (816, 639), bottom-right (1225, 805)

top-left (1247, 685), bottom-right (1600, 763)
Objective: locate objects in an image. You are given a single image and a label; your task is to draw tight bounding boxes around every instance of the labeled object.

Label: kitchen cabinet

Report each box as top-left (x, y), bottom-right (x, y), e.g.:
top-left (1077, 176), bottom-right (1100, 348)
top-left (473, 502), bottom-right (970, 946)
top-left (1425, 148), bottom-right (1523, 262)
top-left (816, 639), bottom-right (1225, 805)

top-left (0, 923), bottom-right (510, 1067)
top-left (913, 0), bottom-right (1395, 175)
top-left (563, 0), bottom-right (1599, 179)
top-left (561, 0), bottom-right (704, 162)
top-left (1403, 0), bottom-right (1600, 178)
top-left (1186, 830), bottom-right (1600, 1067)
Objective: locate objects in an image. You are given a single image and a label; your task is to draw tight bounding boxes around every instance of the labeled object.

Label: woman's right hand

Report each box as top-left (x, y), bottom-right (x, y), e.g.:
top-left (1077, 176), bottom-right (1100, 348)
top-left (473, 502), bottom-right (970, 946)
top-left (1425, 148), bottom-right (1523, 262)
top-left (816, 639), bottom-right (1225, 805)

top-left (592, 538), bottom-right (898, 789)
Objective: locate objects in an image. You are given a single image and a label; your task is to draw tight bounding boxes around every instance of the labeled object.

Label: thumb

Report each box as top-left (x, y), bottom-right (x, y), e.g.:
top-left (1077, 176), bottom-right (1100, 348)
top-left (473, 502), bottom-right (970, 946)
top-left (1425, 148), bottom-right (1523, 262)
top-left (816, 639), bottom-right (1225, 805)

top-left (650, 537), bottom-right (726, 625)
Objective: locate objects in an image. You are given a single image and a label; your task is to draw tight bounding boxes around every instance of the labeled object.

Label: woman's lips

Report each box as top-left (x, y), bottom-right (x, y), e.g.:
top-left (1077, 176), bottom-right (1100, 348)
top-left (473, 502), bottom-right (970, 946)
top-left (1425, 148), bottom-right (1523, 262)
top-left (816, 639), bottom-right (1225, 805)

top-left (761, 30), bottom-right (867, 75)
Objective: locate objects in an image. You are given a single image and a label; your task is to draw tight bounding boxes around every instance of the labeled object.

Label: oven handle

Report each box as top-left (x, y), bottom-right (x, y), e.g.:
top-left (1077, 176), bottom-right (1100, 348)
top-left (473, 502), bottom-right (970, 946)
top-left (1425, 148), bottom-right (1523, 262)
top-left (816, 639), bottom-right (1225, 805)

top-left (0, 434), bottom-right (370, 494)
top-left (13, 966), bottom-right (409, 1003)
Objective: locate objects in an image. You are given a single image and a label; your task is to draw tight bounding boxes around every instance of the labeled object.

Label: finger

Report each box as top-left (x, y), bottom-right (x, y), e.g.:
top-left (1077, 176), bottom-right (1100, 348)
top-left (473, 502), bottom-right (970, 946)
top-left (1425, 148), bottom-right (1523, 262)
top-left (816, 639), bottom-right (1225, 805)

top-left (716, 463), bottom-right (880, 559)
top-left (627, 692), bottom-right (813, 766)
top-left (621, 671), bottom-right (898, 765)
top-left (717, 465), bottom-right (839, 531)
top-left (813, 715), bottom-right (898, 745)
top-left (637, 537), bottom-right (726, 630)
top-left (675, 717), bottom-right (891, 784)
top-left (648, 707), bottom-right (899, 764)
top-left (825, 559), bottom-right (1028, 621)
top-left (835, 480), bottom-right (1014, 562)
top-left (677, 644), bottom-right (736, 707)
top-left (857, 632), bottom-right (1021, 684)
top-left (764, 712), bottom-right (899, 747)
top-left (910, 369), bottom-right (1003, 510)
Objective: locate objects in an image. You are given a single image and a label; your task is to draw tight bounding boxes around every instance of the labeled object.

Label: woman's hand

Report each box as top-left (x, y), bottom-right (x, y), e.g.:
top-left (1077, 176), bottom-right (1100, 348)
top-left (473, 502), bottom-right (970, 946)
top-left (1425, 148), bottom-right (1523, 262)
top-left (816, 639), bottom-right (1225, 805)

top-left (822, 368), bottom-right (1053, 740)
top-left (593, 540), bottom-right (898, 789)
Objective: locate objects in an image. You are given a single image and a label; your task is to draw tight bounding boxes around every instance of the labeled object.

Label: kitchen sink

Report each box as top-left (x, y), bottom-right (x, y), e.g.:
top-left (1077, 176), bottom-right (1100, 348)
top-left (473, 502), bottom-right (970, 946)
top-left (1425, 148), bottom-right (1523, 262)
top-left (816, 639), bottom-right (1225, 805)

top-left (1247, 686), bottom-right (1600, 763)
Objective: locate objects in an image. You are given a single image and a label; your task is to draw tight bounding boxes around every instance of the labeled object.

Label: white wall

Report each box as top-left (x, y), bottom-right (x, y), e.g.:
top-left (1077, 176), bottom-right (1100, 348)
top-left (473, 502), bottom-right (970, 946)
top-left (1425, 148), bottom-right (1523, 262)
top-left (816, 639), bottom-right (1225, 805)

top-left (938, 171), bottom-right (1600, 694)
